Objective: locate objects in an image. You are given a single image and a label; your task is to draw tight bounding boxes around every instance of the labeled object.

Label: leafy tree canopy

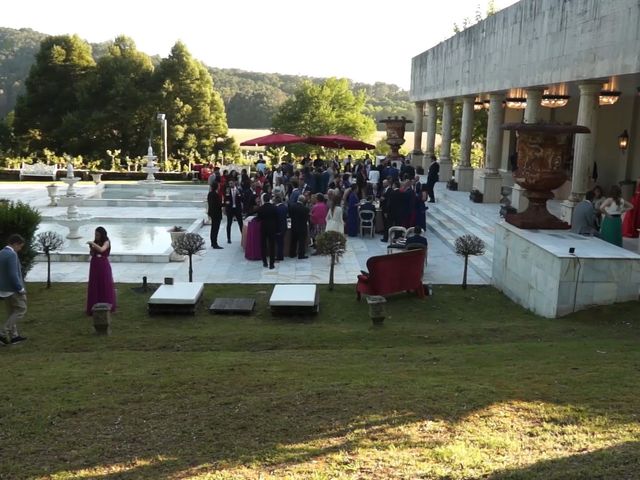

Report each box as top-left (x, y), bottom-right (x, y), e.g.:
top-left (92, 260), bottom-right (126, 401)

top-left (155, 41), bottom-right (228, 157)
top-left (13, 34), bottom-right (95, 154)
top-left (272, 78), bottom-right (376, 140)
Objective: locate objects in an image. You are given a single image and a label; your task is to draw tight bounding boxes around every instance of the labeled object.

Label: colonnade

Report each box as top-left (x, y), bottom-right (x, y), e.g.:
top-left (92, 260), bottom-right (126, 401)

top-left (412, 84), bottom-right (600, 211)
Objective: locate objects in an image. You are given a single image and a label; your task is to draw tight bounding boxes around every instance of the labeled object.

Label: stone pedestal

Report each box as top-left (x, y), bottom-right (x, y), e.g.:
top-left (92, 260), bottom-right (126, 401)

top-left (479, 173), bottom-right (503, 203)
top-left (455, 166), bottom-right (474, 192)
top-left (412, 152), bottom-right (424, 172)
top-left (440, 160), bottom-right (453, 184)
top-left (492, 222), bottom-right (640, 318)
top-left (91, 303), bottom-right (112, 335)
top-left (511, 184), bottom-right (529, 212)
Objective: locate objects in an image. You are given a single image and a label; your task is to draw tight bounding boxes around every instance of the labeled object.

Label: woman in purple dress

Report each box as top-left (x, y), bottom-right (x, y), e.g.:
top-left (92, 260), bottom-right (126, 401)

top-left (346, 187), bottom-right (360, 237)
top-left (86, 226), bottom-right (116, 315)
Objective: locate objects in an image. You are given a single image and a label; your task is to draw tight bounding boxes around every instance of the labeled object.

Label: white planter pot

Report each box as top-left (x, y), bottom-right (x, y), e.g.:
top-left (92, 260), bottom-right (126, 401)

top-left (169, 230), bottom-right (187, 262)
top-left (46, 185), bottom-right (59, 206)
top-left (91, 173), bottom-right (103, 184)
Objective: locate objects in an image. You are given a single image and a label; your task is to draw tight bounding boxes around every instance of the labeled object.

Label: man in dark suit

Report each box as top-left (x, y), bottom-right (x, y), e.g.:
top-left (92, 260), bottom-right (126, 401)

top-left (207, 183), bottom-right (223, 249)
top-left (379, 179), bottom-right (392, 242)
top-left (388, 181), bottom-right (404, 230)
top-left (406, 226), bottom-right (429, 247)
top-left (274, 194), bottom-right (289, 261)
top-left (571, 190), bottom-right (600, 236)
top-left (256, 193), bottom-right (278, 269)
top-left (224, 180), bottom-right (243, 243)
top-left (400, 159), bottom-right (416, 180)
top-left (289, 196), bottom-right (310, 259)
top-left (0, 234), bottom-right (27, 345)
top-left (426, 155), bottom-right (440, 203)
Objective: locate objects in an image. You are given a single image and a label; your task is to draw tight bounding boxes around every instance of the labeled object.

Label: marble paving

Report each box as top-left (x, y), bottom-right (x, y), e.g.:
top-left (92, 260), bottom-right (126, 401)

top-left (3, 181), bottom-right (638, 287)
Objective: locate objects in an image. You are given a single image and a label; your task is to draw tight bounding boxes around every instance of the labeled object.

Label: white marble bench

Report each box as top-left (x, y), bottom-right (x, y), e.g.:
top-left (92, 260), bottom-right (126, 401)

top-left (148, 282), bottom-right (204, 315)
top-left (19, 162), bottom-right (58, 180)
top-left (269, 284), bottom-right (319, 315)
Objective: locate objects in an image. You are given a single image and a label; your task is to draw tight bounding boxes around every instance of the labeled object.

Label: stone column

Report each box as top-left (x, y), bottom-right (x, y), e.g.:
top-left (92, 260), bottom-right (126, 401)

top-left (412, 101), bottom-right (425, 169)
top-left (560, 83), bottom-right (600, 223)
top-left (513, 87), bottom-right (547, 211)
top-left (523, 87), bottom-right (545, 123)
top-left (424, 100), bottom-right (438, 170)
top-left (480, 92), bottom-right (505, 203)
top-left (456, 96), bottom-right (475, 192)
top-left (439, 98), bottom-right (454, 182)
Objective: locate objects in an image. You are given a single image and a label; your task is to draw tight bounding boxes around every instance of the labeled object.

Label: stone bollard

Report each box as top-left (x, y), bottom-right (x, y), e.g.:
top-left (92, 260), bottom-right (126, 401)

top-left (92, 303), bottom-right (112, 335)
top-left (366, 295), bottom-right (387, 326)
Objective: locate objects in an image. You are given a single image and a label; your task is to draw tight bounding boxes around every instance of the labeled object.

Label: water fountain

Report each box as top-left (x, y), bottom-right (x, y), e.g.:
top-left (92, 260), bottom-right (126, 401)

top-left (56, 161), bottom-right (92, 239)
top-left (138, 143), bottom-right (163, 198)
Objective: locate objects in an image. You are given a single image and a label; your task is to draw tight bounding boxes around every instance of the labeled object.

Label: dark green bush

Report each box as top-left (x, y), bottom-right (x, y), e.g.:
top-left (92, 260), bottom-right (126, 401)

top-left (0, 200), bottom-right (42, 278)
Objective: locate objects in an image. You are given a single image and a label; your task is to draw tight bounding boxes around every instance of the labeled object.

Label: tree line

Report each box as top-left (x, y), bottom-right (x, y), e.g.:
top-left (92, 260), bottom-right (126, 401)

top-left (2, 34), bottom-right (229, 162)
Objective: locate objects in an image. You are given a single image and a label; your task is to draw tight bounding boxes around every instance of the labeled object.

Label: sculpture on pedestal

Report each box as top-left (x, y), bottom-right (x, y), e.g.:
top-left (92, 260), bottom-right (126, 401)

top-left (379, 116), bottom-right (413, 162)
top-left (502, 123), bottom-right (590, 229)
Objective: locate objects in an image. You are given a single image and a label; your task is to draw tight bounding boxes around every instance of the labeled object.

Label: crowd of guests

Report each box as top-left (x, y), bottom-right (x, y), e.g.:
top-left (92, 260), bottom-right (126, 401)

top-left (571, 182), bottom-right (639, 246)
top-left (206, 153), bottom-right (436, 268)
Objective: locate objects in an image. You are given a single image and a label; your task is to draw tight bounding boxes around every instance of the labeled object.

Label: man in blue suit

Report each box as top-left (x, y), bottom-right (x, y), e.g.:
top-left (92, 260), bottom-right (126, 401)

top-left (0, 234), bottom-right (28, 345)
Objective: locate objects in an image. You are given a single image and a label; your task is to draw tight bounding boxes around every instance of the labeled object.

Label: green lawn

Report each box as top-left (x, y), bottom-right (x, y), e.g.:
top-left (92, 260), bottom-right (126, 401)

top-left (1, 283), bottom-right (639, 479)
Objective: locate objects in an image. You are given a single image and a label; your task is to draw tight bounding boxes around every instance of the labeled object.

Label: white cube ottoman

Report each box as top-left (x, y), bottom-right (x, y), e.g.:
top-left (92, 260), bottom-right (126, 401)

top-left (148, 282), bottom-right (204, 315)
top-left (269, 284), bottom-right (319, 315)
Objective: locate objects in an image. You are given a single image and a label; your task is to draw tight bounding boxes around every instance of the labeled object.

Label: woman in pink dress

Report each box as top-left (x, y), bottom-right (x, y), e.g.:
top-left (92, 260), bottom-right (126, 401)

top-left (310, 193), bottom-right (329, 247)
top-left (622, 179), bottom-right (640, 238)
top-left (86, 226), bottom-right (116, 315)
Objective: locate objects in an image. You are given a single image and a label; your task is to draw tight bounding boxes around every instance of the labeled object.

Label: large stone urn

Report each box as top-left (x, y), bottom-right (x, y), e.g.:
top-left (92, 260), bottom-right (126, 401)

top-left (379, 116), bottom-right (413, 162)
top-left (502, 123), bottom-right (590, 229)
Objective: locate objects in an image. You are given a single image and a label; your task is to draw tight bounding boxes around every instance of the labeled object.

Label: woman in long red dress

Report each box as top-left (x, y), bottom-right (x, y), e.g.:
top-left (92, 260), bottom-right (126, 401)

top-left (622, 179), bottom-right (640, 238)
top-left (86, 226), bottom-right (116, 315)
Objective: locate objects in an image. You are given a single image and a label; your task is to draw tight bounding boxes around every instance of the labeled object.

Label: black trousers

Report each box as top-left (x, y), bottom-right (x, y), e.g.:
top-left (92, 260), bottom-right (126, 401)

top-left (226, 208), bottom-right (243, 241)
top-left (290, 228), bottom-right (307, 258)
top-left (210, 217), bottom-right (222, 246)
top-left (261, 231), bottom-right (276, 267)
top-left (426, 181), bottom-right (436, 202)
top-left (275, 232), bottom-right (285, 260)
top-left (381, 213), bottom-right (391, 241)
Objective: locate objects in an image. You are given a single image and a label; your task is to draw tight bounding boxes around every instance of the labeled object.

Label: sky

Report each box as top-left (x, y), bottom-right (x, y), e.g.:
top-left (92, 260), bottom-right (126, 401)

top-left (3, 0), bottom-right (518, 90)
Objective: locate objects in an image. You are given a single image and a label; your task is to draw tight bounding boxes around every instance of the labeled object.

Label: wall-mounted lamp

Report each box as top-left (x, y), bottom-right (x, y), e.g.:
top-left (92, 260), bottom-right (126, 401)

top-left (618, 130), bottom-right (629, 151)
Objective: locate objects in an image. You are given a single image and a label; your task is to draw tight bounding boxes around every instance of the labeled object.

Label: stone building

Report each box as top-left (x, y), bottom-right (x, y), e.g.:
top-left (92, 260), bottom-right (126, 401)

top-left (410, 0), bottom-right (640, 222)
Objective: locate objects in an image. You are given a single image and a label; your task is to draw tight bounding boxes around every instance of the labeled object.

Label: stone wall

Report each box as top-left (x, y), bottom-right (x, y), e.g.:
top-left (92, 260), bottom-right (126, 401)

top-left (410, 0), bottom-right (640, 101)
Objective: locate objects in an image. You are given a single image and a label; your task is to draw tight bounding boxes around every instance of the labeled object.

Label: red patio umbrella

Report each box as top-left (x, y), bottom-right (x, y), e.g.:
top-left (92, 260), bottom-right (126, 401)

top-left (304, 134), bottom-right (375, 150)
top-left (240, 132), bottom-right (305, 147)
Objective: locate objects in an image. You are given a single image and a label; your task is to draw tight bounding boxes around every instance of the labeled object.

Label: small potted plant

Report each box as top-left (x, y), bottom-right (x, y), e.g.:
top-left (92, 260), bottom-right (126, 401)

top-left (168, 226), bottom-right (187, 261)
top-left (90, 172), bottom-right (103, 184)
top-left (46, 183), bottom-right (59, 206)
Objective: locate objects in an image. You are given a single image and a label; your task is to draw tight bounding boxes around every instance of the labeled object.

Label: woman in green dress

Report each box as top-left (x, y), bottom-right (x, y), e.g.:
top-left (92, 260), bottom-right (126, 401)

top-left (599, 185), bottom-right (633, 247)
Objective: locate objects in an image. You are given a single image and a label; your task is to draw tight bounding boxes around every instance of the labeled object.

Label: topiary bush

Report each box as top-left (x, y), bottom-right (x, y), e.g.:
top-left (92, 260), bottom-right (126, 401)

top-left (315, 231), bottom-right (347, 291)
top-left (0, 200), bottom-right (42, 278)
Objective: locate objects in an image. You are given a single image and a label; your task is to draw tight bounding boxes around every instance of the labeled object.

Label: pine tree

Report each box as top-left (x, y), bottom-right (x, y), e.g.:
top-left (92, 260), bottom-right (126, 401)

top-left (155, 41), bottom-right (228, 158)
top-left (13, 35), bottom-right (95, 154)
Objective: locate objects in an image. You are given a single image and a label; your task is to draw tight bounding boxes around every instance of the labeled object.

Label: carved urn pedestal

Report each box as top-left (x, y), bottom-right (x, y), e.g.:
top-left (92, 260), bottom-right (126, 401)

top-left (501, 123), bottom-right (590, 230)
top-left (379, 116), bottom-right (413, 163)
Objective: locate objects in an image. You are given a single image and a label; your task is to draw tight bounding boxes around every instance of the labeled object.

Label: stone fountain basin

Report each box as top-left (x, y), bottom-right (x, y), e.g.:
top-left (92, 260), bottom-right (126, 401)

top-left (36, 216), bottom-right (202, 262)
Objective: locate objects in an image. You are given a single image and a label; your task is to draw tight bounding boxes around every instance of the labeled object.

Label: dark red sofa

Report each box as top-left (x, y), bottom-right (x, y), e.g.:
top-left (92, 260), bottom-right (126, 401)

top-left (356, 248), bottom-right (426, 300)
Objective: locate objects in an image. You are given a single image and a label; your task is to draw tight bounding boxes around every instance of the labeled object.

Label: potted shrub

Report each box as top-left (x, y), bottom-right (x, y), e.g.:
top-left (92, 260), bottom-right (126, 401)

top-left (46, 183), bottom-right (59, 206)
top-left (35, 231), bottom-right (65, 288)
top-left (172, 233), bottom-right (206, 282)
top-left (314, 231), bottom-right (347, 291)
top-left (90, 172), bottom-right (103, 184)
top-left (455, 234), bottom-right (486, 289)
top-left (168, 226), bottom-right (186, 261)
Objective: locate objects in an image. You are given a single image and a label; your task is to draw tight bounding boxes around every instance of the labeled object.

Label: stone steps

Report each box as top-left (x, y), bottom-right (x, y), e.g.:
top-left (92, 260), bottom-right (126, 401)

top-left (425, 190), bottom-right (499, 282)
